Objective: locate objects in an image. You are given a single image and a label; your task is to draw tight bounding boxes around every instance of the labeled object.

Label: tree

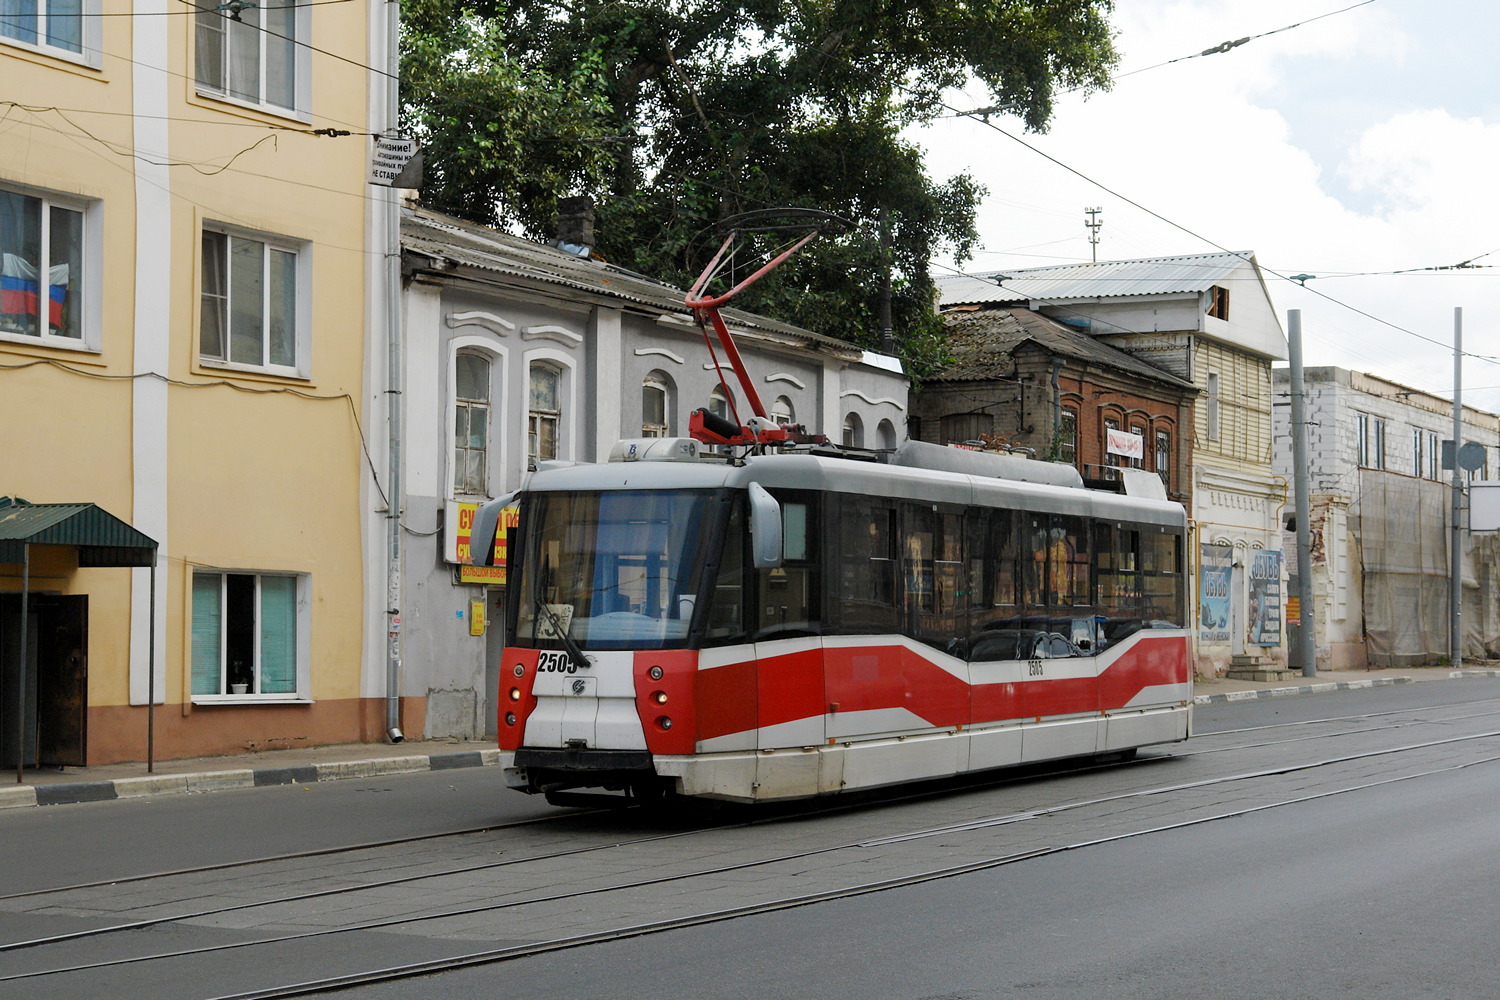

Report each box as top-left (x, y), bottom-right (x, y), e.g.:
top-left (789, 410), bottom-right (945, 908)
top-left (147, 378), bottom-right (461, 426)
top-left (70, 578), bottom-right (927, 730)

top-left (401, 1), bottom-right (1118, 374)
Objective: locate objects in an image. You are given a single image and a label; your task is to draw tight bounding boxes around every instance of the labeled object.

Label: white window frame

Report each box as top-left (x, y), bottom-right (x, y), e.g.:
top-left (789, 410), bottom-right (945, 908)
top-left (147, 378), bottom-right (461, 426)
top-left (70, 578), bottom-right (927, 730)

top-left (1412, 427), bottom-right (1424, 478)
top-left (842, 411), bottom-right (863, 448)
top-left (199, 223), bottom-right (310, 378)
top-left (453, 349), bottom-right (492, 496)
top-left (1373, 416), bottom-right (1387, 470)
top-left (0, 0), bottom-right (101, 67)
top-left (641, 370), bottom-right (672, 437)
top-left (1428, 431), bottom-right (1440, 480)
top-left (771, 395), bottom-right (795, 426)
top-left (1356, 413), bottom-right (1370, 468)
top-left (0, 182), bottom-right (101, 351)
top-left (193, 0), bottom-right (311, 118)
top-left (525, 350), bottom-right (575, 464)
top-left (190, 569), bottom-right (311, 703)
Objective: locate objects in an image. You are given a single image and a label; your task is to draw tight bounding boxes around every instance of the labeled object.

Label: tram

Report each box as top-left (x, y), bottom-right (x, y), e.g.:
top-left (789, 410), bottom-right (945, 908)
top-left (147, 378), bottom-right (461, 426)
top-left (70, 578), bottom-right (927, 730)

top-left (471, 437), bottom-right (1190, 804)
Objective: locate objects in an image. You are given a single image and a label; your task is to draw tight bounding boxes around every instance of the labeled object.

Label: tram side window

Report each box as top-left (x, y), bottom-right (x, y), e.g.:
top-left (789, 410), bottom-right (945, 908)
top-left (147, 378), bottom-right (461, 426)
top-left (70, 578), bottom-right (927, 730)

top-left (1020, 514), bottom-right (1047, 612)
top-left (756, 493), bottom-right (821, 639)
top-left (1140, 528), bottom-right (1183, 625)
top-left (1049, 514), bottom-right (1091, 610)
top-left (704, 497), bottom-right (747, 644)
top-left (830, 496), bottom-right (898, 634)
top-left (903, 505), bottom-right (965, 650)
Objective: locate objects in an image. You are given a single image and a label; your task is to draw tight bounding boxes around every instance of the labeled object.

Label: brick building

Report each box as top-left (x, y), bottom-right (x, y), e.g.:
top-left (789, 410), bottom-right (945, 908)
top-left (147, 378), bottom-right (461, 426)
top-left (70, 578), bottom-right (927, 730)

top-left (912, 305), bottom-right (1196, 505)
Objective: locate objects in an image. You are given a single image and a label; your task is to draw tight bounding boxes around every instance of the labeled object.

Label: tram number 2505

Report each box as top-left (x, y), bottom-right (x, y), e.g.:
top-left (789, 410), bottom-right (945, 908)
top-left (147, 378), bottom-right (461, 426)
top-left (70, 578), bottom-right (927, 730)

top-left (1028, 659), bottom-right (1044, 677)
top-left (537, 650), bottom-right (584, 674)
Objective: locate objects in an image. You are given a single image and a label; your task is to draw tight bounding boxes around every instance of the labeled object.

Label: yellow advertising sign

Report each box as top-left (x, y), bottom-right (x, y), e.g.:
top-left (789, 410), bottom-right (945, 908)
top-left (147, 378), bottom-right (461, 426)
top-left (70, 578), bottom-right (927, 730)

top-left (450, 501), bottom-right (518, 586)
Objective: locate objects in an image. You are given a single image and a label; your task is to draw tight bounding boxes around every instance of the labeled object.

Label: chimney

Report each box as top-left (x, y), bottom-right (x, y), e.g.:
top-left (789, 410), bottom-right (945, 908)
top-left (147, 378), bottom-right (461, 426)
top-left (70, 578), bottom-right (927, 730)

top-left (554, 196), bottom-right (595, 256)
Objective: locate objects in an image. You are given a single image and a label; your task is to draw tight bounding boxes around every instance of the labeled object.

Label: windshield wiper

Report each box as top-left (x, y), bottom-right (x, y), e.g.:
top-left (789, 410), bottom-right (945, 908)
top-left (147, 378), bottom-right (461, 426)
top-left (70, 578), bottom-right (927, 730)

top-left (536, 598), bottom-right (590, 670)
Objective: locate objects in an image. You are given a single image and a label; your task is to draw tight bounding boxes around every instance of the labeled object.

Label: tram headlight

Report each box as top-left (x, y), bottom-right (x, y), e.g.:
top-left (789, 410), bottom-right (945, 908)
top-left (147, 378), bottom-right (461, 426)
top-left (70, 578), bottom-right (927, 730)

top-left (648, 665), bottom-right (664, 681)
top-left (509, 687), bottom-right (522, 701)
top-left (504, 712), bottom-right (516, 726)
top-left (652, 691), bottom-right (668, 705)
top-left (657, 716), bottom-right (673, 731)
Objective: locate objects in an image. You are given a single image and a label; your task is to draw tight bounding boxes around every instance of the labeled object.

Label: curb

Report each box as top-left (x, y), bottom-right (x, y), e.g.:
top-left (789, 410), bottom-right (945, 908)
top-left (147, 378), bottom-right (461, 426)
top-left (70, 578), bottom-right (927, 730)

top-left (2, 748), bottom-right (502, 810)
top-left (1192, 668), bottom-right (1500, 706)
top-left (1193, 676), bottom-right (1412, 705)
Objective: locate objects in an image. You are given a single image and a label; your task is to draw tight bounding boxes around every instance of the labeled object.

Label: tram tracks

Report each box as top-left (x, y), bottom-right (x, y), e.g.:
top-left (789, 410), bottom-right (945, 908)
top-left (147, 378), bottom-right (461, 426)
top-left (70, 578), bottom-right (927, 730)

top-left (7, 706), bottom-right (1500, 999)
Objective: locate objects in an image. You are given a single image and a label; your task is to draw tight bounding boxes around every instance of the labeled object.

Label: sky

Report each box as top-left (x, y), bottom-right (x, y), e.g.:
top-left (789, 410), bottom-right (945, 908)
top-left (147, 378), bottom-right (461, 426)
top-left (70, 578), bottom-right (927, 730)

top-left (915, 0), bottom-right (1500, 412)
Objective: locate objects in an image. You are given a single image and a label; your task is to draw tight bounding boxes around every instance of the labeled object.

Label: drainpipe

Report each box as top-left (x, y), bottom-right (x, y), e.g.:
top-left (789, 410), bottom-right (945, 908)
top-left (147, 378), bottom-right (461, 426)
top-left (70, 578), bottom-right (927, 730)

top-left (383, 0), bottom-right (404, 743)
top-left (1050, 359), bottom-right (1063, 457)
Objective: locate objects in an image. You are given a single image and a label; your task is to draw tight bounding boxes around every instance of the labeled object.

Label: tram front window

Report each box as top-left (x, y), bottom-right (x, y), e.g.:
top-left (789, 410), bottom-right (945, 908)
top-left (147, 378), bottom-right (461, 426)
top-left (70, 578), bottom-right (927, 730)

top-left (514, 489), bottom-right (722, 649)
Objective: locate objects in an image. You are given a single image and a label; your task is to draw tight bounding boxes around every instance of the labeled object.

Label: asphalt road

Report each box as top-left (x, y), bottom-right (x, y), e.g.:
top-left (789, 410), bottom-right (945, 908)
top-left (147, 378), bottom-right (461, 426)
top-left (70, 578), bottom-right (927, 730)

top-left (5, 677), bottom-right (1500, 999)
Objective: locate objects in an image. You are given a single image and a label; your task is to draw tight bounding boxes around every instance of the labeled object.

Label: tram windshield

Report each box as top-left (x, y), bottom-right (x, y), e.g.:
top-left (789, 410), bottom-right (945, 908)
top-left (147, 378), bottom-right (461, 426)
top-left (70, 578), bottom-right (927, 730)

top-left (512, 489), bottom-right (724, 650)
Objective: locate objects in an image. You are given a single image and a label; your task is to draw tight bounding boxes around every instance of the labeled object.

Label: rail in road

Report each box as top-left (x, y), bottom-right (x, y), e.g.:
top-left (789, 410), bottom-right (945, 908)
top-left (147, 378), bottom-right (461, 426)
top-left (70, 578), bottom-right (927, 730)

top-left (5, 696), bottom-right (1500, 999)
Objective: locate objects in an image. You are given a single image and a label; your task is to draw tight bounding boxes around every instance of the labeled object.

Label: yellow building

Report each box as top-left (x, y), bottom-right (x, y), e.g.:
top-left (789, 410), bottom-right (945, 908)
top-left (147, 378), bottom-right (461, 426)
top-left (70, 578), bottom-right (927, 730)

top-left (1, 0), bottom-right (395, 764)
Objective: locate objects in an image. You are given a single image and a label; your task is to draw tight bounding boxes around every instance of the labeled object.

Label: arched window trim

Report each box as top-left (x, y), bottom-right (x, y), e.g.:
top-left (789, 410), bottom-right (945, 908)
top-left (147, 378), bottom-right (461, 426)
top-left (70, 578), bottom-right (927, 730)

top-left (525, 348), bottom-right (577, 464)
top-left (447, 337), bottom-right (506, 499)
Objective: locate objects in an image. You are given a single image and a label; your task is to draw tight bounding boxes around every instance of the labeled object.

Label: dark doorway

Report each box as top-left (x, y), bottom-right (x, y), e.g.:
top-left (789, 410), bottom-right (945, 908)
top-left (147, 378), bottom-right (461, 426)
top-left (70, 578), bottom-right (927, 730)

top-left (0, 594), bottom-right (88, 768)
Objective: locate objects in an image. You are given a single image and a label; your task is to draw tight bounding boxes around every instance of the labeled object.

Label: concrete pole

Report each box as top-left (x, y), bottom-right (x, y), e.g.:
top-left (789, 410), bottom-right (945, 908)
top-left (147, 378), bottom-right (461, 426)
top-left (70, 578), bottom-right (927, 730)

top-left (1451, 307), bottom-right (1463, 669)
top-left (1288, 310), bottom-right (1317, 677)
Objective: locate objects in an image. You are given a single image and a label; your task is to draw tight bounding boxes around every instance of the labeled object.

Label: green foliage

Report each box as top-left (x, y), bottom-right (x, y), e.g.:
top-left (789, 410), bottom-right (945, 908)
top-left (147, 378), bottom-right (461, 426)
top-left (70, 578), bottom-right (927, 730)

top-left (401, 1), bottom-right (1118, 369)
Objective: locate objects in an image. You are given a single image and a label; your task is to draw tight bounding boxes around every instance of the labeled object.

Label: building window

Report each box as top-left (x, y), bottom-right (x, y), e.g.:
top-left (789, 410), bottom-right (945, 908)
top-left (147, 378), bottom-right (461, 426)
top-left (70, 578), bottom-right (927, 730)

top-left (200, 228), bottom-right (302, 374)
top-left (1, 187), bottom-right (84, 343)
top-left (878, 418), bottom-right (897, 450)
top-left (1207, 285), bottom-right (1229, 321)
top-left (942, 412), bottom-right (991, 446)
top-left (1102, 416), bottom-right (1121, 479)
top-left (528, 364), bottom-right (560, 462)
top-left (1373, 416), bottom-right (1386, 470)
top-left (1428, 431), bottom-right (1439, 480)
top-left (842, 412), bottom-right (864, 448)
top-left (1412, 427), bottom-right (1424, 478)
top-left (1129, 422), bottom-right (1147, 469)
top-left (642, 371), bottom-right (671, 437)
top-left (453, 352), bottom-right (490, 495)
top-left (1357, 413), bottom-right (1370, 467)
top-left (1, 0), bottom-right (84, 55)
top-left (1206, 372), bottom-right (1221, 441)
top-left (194, 0), bottom-right (302, 112)
top-left (1155, 429), bottom-right (1172, 488)
top-left (191, 571), bottom-right (302, 697)
top-left (771, 395), bottom-right (795, 426)
top-left (1057, 408), bottom-right (1078, 465)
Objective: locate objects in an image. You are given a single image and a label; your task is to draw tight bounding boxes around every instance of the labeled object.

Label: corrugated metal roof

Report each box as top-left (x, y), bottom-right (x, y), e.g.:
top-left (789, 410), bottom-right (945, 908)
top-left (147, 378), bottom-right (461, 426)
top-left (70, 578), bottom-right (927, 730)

top-left (0, 497), bottom-right (158, 566)
top-left (937, 251), bottom-right (1255, 306)
top-left (934, 307), bottom-right (1197, 390)
top-left (403, 208), bottom-right (864, 360)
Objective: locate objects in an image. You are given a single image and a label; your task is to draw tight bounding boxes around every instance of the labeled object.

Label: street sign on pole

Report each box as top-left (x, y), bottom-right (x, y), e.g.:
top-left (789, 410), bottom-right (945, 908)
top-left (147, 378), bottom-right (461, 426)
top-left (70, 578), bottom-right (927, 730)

top-left (369, 135), bottom-right (418, 185)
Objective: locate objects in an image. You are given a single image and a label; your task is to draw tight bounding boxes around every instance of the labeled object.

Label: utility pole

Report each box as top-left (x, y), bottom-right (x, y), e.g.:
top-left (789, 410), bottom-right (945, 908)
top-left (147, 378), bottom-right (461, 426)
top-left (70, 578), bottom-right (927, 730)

top-left (1451, 307), bottom-right (1464, 669)
top-left (1084, 207), bottom-right (1102, 263)
top-left (383, 0), bottom-right (406, 743)
top-left (1288, 310), bottom-right (1317, 677)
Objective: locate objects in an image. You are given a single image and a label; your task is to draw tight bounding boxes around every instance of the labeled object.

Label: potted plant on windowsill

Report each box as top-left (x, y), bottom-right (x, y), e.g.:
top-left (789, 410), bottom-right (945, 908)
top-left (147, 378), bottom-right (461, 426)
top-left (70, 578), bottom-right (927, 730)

top-left (230, 660), bottom-right (252, 696)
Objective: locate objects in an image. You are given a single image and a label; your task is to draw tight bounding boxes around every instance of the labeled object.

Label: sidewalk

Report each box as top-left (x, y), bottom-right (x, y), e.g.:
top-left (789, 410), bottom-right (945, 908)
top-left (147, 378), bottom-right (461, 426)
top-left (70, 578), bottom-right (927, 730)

top-left (4, 665), bottom-right (1499, 810)
top-left (0, 738), bottom-right (500, 810)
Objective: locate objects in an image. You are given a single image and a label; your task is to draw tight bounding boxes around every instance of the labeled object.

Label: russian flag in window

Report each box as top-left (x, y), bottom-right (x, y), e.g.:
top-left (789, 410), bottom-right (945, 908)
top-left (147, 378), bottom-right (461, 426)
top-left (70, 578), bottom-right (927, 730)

top-left (48, 263), bottom-right (68, 332)
top-left (1, 253), bottom-right (39, 322)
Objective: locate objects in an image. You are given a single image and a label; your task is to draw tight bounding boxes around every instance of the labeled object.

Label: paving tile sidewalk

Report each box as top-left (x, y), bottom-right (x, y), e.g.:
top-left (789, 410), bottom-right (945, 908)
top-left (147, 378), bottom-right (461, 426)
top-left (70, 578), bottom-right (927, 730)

top-left (4, 664), bottom-right (1498, 810)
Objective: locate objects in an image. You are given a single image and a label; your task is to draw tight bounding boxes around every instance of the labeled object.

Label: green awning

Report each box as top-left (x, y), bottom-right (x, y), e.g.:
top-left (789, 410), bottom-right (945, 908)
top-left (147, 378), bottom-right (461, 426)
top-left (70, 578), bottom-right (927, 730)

top-left (0, 497), bottom-right (158, 567)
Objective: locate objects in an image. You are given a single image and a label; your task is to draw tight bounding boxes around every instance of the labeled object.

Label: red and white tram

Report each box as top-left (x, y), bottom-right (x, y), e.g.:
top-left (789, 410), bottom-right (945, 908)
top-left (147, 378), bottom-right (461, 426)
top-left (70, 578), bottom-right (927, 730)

top-left (473, 438), bottom-right (1190, 804)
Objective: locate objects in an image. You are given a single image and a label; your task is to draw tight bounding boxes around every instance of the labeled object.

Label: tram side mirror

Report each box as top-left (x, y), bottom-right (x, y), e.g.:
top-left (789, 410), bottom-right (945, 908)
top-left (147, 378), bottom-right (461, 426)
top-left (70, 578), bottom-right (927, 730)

top-left (470, 491), bottom-right (519, 566)
top-left (747, 482), bottom-right (784, 570)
